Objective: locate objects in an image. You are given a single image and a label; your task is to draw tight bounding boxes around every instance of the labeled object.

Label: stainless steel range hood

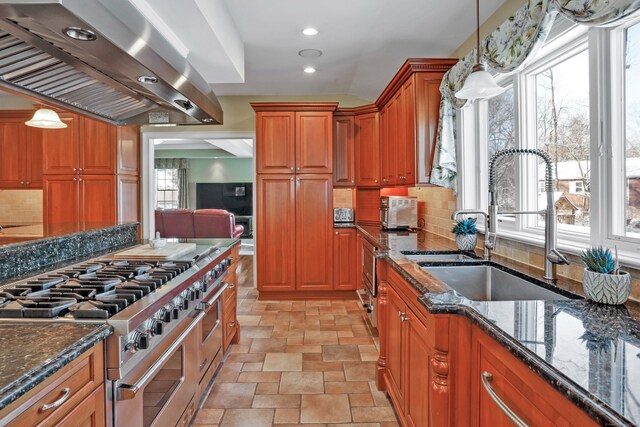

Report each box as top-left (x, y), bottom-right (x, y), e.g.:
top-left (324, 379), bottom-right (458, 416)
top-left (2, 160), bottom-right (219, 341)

top-left (0, 2), bottom-right (223, 125)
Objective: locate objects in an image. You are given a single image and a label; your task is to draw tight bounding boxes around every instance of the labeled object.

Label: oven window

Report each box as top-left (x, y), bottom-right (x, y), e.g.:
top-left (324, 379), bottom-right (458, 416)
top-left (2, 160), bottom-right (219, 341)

top-left (201, 300), bottom-right (220, 344)
top-left (142, 346), bottom-right (184, 427)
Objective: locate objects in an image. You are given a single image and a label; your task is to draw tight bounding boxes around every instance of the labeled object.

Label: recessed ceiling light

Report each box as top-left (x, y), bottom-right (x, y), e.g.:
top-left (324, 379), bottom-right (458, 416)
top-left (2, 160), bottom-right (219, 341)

top-left (137, 75), bottom-right (159, 84)
top-left (304, 67), bottom-right (316, 74)
top-left (298, 49), bottom-right (322, 58)
top-left (302, 28), bottom-right (318, 36)
top-left (63, 27), bottom-right (96, 41)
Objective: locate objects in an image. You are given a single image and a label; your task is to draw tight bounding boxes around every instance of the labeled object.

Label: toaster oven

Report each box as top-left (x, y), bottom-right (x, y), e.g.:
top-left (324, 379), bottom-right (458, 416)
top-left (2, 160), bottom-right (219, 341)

top-left (380, 196), bottom-right (418, 230)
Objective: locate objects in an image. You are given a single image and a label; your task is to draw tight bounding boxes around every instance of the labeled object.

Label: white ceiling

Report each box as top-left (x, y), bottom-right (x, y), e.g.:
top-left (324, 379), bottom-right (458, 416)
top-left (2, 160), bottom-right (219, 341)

top-left (212, 0), bottom-right (505, 100)
top-left (154, 138), bottom-right (254, 158)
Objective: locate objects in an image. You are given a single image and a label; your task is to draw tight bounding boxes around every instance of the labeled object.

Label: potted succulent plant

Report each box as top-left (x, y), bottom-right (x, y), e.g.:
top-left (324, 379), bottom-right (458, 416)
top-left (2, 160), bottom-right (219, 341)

top-left (581, 246), bottom-right (631, 305)
top-left (452, 217), bottom-right (478, 251)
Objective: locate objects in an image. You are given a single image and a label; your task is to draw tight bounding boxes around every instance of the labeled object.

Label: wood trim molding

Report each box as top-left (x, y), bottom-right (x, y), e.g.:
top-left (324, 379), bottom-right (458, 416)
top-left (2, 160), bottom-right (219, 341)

top-left (257, 290), bottom-right (358, 300)
top-left (335, 104), bottom-right (379, 116)
top-left (251, 102), bottom-right (339, 112)
top-left (375, 58), bottom-right (458, 108)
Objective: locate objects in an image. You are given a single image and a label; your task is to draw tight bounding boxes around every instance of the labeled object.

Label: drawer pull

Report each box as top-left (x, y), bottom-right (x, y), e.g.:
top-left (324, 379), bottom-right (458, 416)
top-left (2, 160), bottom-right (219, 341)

top-left (228, 284), bottom-right (235, 289)
top-left (40, 388), bottom-right (71, 411)
top-left (228, 322), bottom-right (236, 328)
top-left (481, 372), bottom-right (528, 427)
top-left (200, 358), bottom-right (208, 370)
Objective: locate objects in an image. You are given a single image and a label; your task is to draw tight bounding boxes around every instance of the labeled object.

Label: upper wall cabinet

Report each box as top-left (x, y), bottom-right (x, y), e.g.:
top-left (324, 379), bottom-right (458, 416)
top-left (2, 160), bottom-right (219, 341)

top-left (355, 110), bottom-right (380, 188)
top-left (333, 113), bottom-right (355, 187)
top-left (377, 59), bottom-right (457, 186)
top-left (0, 113), bottom-right (42, 189)
top-left (253, 103), bottom-right (337, 175)
top-left (43, 114), bottom-right (117, 175)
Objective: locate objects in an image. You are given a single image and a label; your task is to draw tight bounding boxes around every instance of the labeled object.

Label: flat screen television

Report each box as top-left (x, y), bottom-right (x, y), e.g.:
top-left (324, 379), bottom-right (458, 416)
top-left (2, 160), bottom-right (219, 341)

top-left (196, 183), bottom-right (253, 216)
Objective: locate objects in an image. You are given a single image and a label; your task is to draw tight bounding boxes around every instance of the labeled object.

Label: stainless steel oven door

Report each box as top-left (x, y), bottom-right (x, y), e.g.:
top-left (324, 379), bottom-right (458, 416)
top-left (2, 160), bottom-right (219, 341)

top-left (197, 283), bottom-right (226, 380)
top-left (113, 314), bottom-right (201, 427)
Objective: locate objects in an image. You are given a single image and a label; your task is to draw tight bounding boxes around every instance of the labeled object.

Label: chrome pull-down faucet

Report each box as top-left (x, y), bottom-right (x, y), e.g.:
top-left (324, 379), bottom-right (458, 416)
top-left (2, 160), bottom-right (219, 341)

top-left (488, 148), bottom-right (569, 282)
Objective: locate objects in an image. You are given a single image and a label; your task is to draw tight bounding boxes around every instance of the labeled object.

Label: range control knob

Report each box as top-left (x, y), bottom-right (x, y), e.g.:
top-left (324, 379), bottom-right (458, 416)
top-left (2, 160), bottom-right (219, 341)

top-left (187, 288), bottom-right (197, 301)
top-left (128, 330), bottom-right (149, 352)
top-left (172, 306), bottom-right (180, 319)
top-left (193, 287), bottom-right (201, 300)
top-left (224, 258), bottom-right (232, 267)
top-left (150, 319), bottom-right (163, 336)
top-left (161, 307), bottom-right (172, 323)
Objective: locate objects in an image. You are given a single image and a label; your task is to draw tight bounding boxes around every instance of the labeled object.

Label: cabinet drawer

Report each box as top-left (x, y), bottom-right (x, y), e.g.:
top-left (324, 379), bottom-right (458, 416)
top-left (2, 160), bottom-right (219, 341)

top-left (223, 305), bottom-right (238, 350)
top-left (472, 327), bottom-right (597, 427)
top-left (223, 284), bottom-right (237, 310)
top-left (56, 386), bottom-right (105, 427)
top-left (6, 342), bottom-right (104, 427)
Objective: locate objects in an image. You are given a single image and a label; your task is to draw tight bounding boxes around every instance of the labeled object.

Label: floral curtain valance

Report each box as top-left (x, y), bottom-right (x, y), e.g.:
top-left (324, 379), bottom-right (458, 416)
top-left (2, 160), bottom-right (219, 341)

top-left (154, 158), bottom-right (190, 170)
top-left (552, 0), bottom-right (640, 26)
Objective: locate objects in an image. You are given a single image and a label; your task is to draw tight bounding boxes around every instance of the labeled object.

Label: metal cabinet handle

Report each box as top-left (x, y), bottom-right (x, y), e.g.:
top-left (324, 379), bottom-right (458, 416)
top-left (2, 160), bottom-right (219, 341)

top-left (26, 182), bottom-right (30, 185)
top-left (351, 180), bottom-right (355, 184)
top-left (72, 168), bottom-right (77, 172)
top-left (199, 358), bottom-right (208, 370)
top-left (374, 179), bottom-right (378, 183)
top-left (40, 387), bottom-right (71, 411)
top-left (228, 322), bottom-right (236, 328)
top-left (481, 372), bottom-right (528, 427)
top-left (20, 181), bottom-right (24, 185)
top-left (296, 167), bottom-right (300, 171)
top-left (73, 178), bottom-right (77, 182)
top-left (228, 283), bottom-right (235, 289)
top-left (290, 167), bottom-right (294, 171)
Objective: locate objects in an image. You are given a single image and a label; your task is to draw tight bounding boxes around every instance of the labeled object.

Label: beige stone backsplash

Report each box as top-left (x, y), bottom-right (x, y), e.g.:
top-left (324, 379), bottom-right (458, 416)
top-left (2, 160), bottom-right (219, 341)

top-left (0, 190), bottom-right (43, 225)
top-left (408, 185), bottom-right (640, 303)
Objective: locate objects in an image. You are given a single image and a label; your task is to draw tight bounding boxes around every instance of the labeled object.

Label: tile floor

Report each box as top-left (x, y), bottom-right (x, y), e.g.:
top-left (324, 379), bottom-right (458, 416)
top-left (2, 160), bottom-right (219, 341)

top-left (192, 256), bottom-right (400, 427)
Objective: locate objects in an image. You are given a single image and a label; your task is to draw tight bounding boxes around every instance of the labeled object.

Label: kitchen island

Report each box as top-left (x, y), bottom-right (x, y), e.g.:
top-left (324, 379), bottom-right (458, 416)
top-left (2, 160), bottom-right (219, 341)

top-left (354, 225), bottom-right (640, 426)
top-left (0, 236), bottom-right (241, 426)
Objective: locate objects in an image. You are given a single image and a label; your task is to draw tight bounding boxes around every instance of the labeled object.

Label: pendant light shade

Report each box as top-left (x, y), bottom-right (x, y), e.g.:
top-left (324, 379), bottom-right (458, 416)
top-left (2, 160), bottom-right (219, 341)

top-left (25, 108), bottom-right (67, 129)
top-left (454, 0), bottom-right (505, 101)
top-left (455, 64), bottom-right (506, 101)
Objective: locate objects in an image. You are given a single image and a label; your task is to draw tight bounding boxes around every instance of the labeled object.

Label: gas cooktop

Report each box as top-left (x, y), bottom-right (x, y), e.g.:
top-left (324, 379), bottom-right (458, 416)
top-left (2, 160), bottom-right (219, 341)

top-left (0, 260), bottom-right (195, 320)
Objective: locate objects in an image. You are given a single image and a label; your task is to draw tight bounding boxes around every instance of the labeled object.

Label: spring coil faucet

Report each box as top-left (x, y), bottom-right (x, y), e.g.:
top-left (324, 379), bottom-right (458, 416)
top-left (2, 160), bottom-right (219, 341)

top-left (454, 148), bottom-right (569, 282)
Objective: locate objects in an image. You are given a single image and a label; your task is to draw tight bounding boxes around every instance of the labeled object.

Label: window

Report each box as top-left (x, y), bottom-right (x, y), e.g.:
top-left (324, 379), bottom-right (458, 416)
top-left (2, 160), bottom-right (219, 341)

top-left (460, 17), bottom-right (640, 264)
top-left (156, 168), bottom-right (179, 209)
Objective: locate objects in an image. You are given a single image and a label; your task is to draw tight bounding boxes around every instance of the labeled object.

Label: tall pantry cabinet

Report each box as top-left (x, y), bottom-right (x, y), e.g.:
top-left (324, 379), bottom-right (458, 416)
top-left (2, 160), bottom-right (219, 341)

top-left (253, 103), bottom-right (338, 298)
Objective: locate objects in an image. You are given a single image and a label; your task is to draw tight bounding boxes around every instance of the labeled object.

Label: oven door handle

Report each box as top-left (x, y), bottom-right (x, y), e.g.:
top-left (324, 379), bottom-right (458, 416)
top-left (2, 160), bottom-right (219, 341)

top-left (117, 310), bottom-right (205, 401)
top-left (198, 282), bottom-right (229, 310)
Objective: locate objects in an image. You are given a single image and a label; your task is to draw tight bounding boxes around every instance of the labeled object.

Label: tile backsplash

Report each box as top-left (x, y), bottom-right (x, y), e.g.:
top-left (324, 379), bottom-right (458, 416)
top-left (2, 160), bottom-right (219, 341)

top-left (408, 185), bottom-right (640, 302)
top-left (333, 188), bottom-right (354, 209)
top-left (0, 190), bottom-right (43, 224)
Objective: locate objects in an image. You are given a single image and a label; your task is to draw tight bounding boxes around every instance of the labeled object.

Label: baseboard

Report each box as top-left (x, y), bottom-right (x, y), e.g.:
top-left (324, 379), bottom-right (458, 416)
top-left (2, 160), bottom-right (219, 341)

top-left (257, 290), bottom-right (359, 300)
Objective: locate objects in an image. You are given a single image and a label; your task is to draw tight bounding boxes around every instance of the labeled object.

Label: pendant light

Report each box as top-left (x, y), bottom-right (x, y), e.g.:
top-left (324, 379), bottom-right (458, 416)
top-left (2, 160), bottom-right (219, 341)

top-left (25, 108), bottom-right (67, 129)
top-left (455, 0), bottom-right (505, 101)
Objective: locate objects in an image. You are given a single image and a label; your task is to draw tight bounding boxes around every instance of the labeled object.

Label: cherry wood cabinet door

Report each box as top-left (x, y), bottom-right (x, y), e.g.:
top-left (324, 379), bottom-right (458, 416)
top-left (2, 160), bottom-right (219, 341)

top-left (385, 284), bottom-right (405, 409)
top-left (26, 126), bottom-right (43, 188)
top-left (79, 117), bottom-right (116, 174)
top-left (296, 112), bottom-right (333, 174)
top-left (354, 112), bottom-right (380, 187)
top-left (471, 327), bottom-right (598, 427)
top-left (404, 307), bottom-right (430, 427)
top-left (79, 175), bottom-right (116, 228)
top-left (402, 78), bottom-right (416, 185)
top-left (43, 175), bottom-right (79, 227)
top-left (392, 90), bottom-right (405, 185)
top-left (256, 174), bottom-right (296, 291)
top-left (333, 228), bottom-right (357, 290)
top-left (117, 125), bottom-right (140, 175)
top-left (0, 119), bottom-right (26, 188)
top-left (380, 105), bottom-right (390, 185)
top-left (56, 387), bottom-right (105, 427)
top-left (256, 112), bottom-right (295, 174)
top-left (415, 73), bottom-right (445, 184)
top-left (333, 115), bottom-right (355, 187)
top-left (117, 175), bottom-right (139, 223)
top-left (42, 113), bottom-right (79, 175)
top-left (295, 174), bottom-right (333, 290)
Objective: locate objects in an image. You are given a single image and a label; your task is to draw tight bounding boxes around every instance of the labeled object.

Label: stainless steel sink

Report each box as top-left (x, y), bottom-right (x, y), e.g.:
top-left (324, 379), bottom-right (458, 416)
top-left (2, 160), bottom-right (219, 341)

top-left (401, 252), bottom-right (476, 262)
top-left (423, 265), bottom-right (570, 301)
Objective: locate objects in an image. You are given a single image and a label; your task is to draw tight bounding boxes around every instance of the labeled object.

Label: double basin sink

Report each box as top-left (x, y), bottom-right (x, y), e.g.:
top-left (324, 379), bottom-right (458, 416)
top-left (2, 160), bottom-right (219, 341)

top-left (401, 251), bottom-right (575, 302)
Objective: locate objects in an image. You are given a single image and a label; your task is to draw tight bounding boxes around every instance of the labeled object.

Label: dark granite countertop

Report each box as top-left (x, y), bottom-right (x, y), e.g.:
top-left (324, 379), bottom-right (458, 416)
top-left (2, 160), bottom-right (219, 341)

top-left (0, 322), bottom-right (111, 411)
top-left (353, 224), bottom-right (640, 426)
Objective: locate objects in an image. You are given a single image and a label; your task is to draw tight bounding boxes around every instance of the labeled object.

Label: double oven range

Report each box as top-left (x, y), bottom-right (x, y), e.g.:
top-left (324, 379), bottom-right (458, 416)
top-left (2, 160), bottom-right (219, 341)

top-left (0, 243), bottom-right (233, 427)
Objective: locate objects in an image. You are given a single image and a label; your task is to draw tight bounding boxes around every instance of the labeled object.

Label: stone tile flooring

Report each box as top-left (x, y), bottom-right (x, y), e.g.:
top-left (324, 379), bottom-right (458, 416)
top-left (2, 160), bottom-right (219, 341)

top-left (192, 259), bottom-right (400, 426)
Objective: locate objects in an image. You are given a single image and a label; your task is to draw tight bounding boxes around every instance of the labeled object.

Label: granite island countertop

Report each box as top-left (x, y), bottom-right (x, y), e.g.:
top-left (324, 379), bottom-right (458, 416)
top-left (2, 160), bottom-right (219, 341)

top-left (0, 322), bottom-right (111, 411)
top-left (351, 224), bottom-right (640, 426)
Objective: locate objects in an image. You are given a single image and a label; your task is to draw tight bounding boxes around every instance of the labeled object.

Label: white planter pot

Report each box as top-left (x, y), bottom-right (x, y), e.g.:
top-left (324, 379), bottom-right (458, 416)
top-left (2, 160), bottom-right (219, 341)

top-left (455, 234), bottom-right (477, 251)
top-left (582, 268), bottom-right (631, 305)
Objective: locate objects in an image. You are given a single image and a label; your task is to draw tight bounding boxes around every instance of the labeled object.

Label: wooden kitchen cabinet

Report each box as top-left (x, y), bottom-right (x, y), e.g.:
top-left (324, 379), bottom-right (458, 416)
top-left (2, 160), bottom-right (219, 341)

top-left (376, 59), bottom-right (457, 186)
top-left (256, 174), bottom-right (296, 292)
top-left (255, 111), bottom-right (296, 174)
top-left (296, 112), bottom-right (333, 174)
top-left (333, 114), bottom-right (355, 187)
top-left (296, 174), bottom-right (333, 290)
top-left (354, 111), bottom-right (380, 187)
top-left (117, 175), bottom-right (139, 223)
top-left (333, 228), bottom-right (357, 290)
top-left (470, 326), bottom-right (598, 427)
top-left (2, 342), bottom-right (105, 427)
top-left (0, 115), bottom-right (43, 189)
top-left (43, 174), bottom-right (116, 230)
top-left (43, 114), bottom-right (117, 175)
top-left (116, 125), bottom-right (140, 175)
